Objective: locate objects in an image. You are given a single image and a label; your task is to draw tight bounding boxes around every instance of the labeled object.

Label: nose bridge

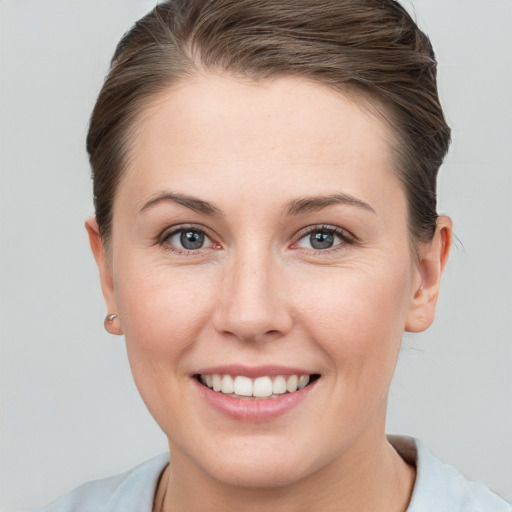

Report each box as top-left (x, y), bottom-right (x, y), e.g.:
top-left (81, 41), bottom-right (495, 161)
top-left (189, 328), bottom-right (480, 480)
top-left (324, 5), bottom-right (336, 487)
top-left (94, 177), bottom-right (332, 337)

top-left (214, 242), bottom-right (291, 342)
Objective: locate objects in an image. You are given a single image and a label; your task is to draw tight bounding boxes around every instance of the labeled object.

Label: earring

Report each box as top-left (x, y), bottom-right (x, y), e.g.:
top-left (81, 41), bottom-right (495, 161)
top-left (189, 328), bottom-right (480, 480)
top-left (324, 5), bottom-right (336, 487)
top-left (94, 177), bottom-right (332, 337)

top-left (104, 313), bottom-right (122, 335)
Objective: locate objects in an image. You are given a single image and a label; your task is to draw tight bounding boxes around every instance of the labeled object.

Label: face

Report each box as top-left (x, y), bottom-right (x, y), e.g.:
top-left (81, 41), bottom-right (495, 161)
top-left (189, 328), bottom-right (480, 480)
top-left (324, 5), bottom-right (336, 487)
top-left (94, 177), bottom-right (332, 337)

top-left (89, 74), bottom-right (448, 489)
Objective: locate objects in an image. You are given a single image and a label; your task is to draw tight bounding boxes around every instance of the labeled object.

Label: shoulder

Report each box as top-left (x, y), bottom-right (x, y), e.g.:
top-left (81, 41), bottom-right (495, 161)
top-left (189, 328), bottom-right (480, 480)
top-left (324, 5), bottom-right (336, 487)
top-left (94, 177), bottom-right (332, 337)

top-left (28, 453), bottom-right (169, 512)
top-left (389, 436), bottom-right (511, 512)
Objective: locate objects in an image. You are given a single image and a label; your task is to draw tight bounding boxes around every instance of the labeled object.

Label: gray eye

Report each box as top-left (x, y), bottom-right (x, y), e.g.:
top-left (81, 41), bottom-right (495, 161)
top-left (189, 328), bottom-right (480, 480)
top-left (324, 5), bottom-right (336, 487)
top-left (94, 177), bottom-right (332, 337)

top-left (180, 230), bottom-right (205, 249)
top-left (167, 229), bottom-right (212, 251)
top-left (296, 229), bottom-right (344, 250)
top-left (310, 232), bottom-right (335, 249)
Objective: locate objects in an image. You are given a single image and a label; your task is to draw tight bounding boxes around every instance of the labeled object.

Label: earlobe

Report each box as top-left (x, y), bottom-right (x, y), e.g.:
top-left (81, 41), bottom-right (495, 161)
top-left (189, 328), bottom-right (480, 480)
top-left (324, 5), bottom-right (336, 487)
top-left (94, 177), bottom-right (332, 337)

top-left (405, 216), bottom-right (452, 333)
top-left (85, 216), bottom-right (123, 335)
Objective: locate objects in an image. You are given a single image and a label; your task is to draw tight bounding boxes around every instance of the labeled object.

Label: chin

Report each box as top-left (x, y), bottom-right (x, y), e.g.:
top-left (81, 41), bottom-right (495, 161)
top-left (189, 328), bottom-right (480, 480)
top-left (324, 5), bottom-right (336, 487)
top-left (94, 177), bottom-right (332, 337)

top-left (185, 435), bottom-right (328, 490)
top-left (208, 458), bottom-right (311, 489)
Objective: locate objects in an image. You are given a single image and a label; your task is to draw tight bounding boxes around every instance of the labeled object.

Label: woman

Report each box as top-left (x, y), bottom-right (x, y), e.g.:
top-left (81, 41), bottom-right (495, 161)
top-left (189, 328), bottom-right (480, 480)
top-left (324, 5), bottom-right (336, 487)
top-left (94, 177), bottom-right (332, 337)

top-left (31, 1), bottom-right (511, 511)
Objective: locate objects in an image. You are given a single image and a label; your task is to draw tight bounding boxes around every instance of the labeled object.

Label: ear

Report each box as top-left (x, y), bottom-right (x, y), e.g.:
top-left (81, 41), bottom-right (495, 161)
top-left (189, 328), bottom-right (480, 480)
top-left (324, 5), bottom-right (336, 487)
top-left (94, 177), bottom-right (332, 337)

top-left (405, 215), bottom-right (452, 333)
top-left (85, 216), bottom-right (123, 335)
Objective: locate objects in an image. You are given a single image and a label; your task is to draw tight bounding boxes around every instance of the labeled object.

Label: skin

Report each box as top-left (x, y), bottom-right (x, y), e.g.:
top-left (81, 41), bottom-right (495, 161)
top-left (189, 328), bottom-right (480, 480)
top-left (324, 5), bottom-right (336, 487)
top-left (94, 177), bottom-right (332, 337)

top-left (87, 74), bottom-right (452, 512)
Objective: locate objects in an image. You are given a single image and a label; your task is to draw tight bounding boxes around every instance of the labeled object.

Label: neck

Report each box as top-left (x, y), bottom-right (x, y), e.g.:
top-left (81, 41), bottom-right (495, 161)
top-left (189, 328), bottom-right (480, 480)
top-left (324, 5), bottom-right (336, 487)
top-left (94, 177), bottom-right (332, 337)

top-left (156, 432), bottom-right (415, 512)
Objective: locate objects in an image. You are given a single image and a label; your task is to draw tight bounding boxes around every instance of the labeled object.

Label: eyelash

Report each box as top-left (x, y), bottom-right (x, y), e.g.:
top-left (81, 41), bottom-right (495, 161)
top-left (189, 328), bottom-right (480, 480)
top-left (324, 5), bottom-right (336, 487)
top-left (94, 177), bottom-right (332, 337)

top-left (157, 224), bottom-right (355, 255)
top-left (158, 224), bottom-right (218, 256)
top-left (293, 224), bottom-right (355, 254)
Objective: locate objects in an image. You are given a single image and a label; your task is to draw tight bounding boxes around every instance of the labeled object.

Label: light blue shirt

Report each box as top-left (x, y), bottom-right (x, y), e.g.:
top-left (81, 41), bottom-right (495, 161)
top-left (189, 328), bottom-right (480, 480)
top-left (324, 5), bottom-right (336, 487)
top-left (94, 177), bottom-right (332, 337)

top-left (30, 437), bottom-right (511, 512)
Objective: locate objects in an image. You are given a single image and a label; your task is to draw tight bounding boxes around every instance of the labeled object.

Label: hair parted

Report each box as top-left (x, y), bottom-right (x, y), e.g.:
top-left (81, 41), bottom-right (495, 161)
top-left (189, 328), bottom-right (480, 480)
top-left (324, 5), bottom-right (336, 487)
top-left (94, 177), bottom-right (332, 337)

top-left (87, 0), bottom-right (451, 246)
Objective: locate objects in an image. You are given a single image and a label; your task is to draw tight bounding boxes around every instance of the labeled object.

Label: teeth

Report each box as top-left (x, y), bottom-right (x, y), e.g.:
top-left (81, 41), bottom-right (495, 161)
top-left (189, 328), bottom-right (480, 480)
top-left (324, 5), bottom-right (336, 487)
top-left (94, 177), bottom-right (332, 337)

top-left (199, 373), bottom-right (314, 398)
top-left (234, 376), bottom-right (253, 396)
top-left (298, 375), bottom-right (310, 389)
top-left (253, 376), bottom-right (273, 397)
top-left (272, 376), bottom-right (287, 395)
top-left (286, 375), bottom-right (298, 392)
top-left (212, 374), bottom-right (222, 392)
top-left (221, 375), bottom-right (234, 394)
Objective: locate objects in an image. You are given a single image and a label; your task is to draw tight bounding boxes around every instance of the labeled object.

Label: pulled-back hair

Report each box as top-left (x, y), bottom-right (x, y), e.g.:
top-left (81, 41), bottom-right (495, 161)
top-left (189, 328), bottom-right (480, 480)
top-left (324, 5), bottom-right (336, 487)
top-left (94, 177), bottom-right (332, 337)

top-left (87, 0), bottom-right (450, 245)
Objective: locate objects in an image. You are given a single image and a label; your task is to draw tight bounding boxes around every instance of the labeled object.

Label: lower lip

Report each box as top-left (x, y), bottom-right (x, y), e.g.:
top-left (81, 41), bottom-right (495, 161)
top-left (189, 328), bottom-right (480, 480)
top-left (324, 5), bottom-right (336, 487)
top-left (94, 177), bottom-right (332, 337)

top-left (195, 378), bottom-right (316, 422)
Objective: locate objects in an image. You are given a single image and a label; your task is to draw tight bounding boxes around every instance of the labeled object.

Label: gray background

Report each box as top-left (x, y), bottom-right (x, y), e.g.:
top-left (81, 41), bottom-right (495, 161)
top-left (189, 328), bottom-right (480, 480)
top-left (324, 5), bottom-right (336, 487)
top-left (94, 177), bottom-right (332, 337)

top-left (1, 1), bottom-right (511, 510)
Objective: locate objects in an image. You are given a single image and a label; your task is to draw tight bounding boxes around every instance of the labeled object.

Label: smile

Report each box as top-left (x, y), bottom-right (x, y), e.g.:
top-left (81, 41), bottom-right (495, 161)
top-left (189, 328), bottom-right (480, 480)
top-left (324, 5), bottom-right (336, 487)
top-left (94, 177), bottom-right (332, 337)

top-left (197, 373), bottom-right (319, 399)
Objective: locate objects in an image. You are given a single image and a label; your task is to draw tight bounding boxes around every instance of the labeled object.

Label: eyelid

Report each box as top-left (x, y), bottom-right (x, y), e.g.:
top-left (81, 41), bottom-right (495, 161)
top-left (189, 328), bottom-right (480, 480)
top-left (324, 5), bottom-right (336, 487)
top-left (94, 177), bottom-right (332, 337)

top-left (158, 223), bottom-right (219, 252)
top-left (156, 223), bottom-right (355, 254)
top-left (159, 223), bottom-right (208, 240)
top-left (292, 224), bottom-right (355, 251)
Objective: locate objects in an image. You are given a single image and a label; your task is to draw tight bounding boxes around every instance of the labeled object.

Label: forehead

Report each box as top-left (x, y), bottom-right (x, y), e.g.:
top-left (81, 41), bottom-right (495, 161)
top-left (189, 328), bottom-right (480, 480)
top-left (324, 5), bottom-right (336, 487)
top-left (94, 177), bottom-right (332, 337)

top-left (120, 74), bottom-right (402, 212)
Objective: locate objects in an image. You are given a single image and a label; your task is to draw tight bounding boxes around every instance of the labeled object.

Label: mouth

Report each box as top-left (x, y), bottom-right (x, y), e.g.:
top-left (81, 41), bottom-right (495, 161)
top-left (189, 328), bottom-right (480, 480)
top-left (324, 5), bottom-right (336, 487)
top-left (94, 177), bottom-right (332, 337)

top-left (195, 373), bottom-right (321, 399)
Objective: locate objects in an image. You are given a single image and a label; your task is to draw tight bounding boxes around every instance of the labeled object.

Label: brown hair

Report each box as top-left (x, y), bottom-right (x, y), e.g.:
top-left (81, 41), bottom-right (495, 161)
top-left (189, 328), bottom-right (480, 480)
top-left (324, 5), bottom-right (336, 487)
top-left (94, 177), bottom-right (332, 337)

top-left (87, 0), bottom-right (450, 246)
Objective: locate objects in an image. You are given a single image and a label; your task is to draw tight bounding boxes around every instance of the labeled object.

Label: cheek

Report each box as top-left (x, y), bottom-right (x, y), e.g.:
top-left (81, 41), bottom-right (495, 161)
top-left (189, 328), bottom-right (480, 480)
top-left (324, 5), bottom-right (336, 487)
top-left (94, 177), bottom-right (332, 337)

top-left (293, 263), bottom-right (415, 440)
top-left (114, 259), bottom-right (217, 370)
top-left (295, 259), bottom-right (414, 373)
top-left (112, 261), bottom-right (221, 432)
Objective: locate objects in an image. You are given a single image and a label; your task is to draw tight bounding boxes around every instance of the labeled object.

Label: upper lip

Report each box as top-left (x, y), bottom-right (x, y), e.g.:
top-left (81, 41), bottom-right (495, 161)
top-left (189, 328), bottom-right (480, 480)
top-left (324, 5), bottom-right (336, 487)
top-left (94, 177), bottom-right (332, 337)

top-left (194, 365), bottom-right (315, 379)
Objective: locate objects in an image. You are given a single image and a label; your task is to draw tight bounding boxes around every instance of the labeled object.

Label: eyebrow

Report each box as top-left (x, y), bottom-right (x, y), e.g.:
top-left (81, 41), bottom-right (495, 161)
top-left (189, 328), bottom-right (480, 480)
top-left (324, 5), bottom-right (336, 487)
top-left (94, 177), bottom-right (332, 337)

top-left (138, 191), bottom-right (375, 217)
top-left (138, 192), bottom-right (222, 216)
top-left (285, 193), bottom-right (376, 216)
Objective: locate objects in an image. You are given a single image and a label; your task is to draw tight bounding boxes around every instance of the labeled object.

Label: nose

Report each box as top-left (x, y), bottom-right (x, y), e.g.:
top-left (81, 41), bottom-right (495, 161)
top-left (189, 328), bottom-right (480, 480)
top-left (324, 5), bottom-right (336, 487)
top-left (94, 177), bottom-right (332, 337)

top-left (213, 248), bottom-right (293, 343)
